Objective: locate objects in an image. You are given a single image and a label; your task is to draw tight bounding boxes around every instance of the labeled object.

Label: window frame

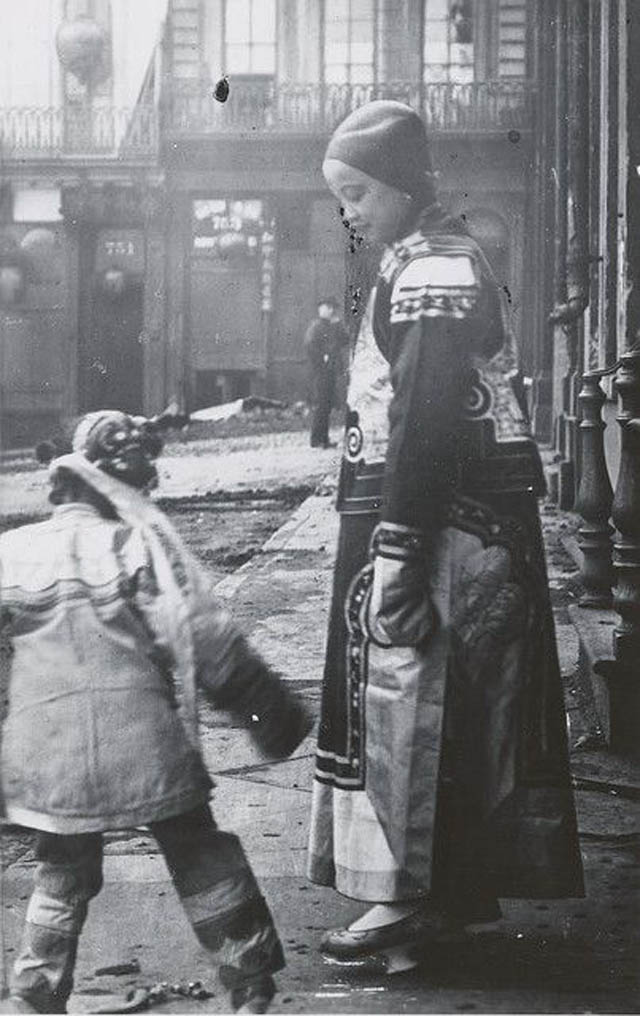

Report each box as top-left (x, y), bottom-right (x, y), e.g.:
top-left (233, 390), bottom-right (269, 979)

top-left (421, 0), bottom-right (477, 84)
top-left (322, 0), bottom-right (379, 88)
top-left (221, 0), bottom-right (278, 78)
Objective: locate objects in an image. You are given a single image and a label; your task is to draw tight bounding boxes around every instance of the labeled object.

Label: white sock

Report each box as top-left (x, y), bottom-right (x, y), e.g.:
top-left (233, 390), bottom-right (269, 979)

top-left (348, 902), bottom-right (419, 932)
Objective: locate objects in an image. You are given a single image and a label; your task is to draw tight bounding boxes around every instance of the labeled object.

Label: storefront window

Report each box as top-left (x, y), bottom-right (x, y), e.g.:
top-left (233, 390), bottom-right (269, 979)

top-left (224, 0), bottom-right (276, 75)
top-left (324, 0), bottom-right (376, 85)
top-left (423, 0), bottom-right (475, 83)
top-left (192, 199), bottom-right (265, 259)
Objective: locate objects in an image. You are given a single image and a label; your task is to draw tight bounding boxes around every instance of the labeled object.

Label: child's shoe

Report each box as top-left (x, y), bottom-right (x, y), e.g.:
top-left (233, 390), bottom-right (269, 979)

top-left (230, 975), bottom-right (276, 1014)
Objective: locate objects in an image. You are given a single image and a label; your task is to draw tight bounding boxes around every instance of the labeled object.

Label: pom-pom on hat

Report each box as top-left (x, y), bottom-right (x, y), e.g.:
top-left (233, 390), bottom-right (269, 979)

top-left (324, 100), bottom-right (436, 204)
top-left (74, 411), bottom-right (161, 487)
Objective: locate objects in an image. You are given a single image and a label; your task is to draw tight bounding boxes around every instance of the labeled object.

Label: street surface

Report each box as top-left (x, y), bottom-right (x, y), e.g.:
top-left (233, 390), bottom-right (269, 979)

top-left (1, 426), bottom-right (639, 1014)
top-left (0, 426), bottom-right (341, 521)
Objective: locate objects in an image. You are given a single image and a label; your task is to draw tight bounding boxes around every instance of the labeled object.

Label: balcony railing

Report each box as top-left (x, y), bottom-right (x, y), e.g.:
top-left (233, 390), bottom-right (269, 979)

top-left (167, 79), bottom-right (536, 136)
top-left (0, 104), bottom-right (158, 159)
top-left (0, 80), bottom-right (534, 159)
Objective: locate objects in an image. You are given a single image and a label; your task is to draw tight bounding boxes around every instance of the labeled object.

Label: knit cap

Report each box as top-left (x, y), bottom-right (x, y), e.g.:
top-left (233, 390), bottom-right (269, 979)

top-left (324, 100), bottom-right (436, 203)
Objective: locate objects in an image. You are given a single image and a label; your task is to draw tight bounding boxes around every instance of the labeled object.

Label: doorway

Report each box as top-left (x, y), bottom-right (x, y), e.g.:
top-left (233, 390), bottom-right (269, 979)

top-left (83, 280), bottom-right (144, 414)
top-left (80, 227), bottom-right (146, 415)
top-left (188, 198), bottom-right (269, 409)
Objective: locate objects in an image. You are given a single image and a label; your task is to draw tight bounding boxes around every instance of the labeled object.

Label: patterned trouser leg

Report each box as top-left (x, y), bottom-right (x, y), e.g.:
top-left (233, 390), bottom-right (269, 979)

top-left (152, 805), bottom-right (285, 993)
top-left (10, 832), bottom-right (103, 1014)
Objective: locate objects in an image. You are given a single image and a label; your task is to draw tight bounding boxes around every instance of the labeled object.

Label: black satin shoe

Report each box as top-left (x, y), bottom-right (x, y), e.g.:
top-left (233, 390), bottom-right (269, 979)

top-left (320, 909), bottom-right (467, 966)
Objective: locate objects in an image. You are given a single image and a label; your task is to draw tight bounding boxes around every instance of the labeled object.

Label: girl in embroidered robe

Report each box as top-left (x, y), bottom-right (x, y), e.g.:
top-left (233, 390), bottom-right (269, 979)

top-left (307, 101), bottom-right (584, 967)
top-left (0, 410), bottom-right (312, 1015)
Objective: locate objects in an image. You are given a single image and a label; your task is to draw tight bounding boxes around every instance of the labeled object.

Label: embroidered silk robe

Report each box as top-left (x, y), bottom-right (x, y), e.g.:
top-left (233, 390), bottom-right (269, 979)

top-left (307, 208), bottom-right (584, 915)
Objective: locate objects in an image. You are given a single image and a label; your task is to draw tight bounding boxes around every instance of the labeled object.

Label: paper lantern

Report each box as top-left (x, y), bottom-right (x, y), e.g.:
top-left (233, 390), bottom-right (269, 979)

top-left (56, 18), bottom-right (108, 85)
top-left (0, 265), bottom-right (25, 306)
top-left (99, 267), bottom-right (126, 298)
top-left (21, 228), bottom-right (57, 281)
top-left (0, 233), bottom-right (19, 260)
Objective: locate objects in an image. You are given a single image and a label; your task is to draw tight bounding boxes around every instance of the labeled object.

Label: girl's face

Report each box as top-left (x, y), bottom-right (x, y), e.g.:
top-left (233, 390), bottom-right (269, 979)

top-left (323, 159), bottom-right (412, 245)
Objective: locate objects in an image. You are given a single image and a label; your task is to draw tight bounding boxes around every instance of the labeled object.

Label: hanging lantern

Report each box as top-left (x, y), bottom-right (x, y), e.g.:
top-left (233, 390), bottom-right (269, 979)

top-left (0, 265), bottom-right (25, 306)
top-left (99, 267), bottom-right (127, 299)
top-left (21, 228), bottom-right (57, 282)
top-left (0, 231), bottom-right (31, 304)
top-left (0, 233), bottom-right (19, 260)
top-left (56, 17), bottom-right (109, 86)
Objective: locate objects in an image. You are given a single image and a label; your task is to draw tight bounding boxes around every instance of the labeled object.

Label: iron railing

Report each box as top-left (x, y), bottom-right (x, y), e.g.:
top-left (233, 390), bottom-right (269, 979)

top-left (0, 104), bottom-right (158, 159)
top-left (167, 79), bottom-right (536, 136)
top-left (0, 80), bottom-right (535, 159)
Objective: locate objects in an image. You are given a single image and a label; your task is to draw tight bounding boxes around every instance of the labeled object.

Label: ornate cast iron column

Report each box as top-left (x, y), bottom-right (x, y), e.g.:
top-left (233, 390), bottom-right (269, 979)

top-left (549, 0), bottom-right (590, 510)
top-left (611, 348), bottom-right (640, 664)
top-left (531, 0), bottom-right (557, 443)
top-left (603, 0), bottom-right (640, 753)
top-left (612, 0), bottom-right (640, 675)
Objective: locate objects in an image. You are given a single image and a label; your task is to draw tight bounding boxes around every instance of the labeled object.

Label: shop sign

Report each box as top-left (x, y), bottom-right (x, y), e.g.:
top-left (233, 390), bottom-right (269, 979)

top-left (95, 230), bottom-right (145, 274)
top-left (261, 225), bottom-right (276, 312)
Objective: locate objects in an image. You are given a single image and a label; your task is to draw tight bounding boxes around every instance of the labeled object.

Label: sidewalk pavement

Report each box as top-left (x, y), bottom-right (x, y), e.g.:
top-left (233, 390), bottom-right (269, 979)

top-left (1, 492), bottom-right (639, 1014)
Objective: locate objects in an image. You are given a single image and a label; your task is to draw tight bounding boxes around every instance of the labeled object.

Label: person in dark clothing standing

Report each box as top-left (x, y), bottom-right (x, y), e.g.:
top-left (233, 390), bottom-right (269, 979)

top-left (307, 100), bottom-right (584, 972)
top-left (304, 298), bottom-right (349, 448)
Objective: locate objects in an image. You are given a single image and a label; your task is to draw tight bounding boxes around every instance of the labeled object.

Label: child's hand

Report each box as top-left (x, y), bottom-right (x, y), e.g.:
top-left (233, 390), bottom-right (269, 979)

top-left (249, 689), bottom-right (315, 760)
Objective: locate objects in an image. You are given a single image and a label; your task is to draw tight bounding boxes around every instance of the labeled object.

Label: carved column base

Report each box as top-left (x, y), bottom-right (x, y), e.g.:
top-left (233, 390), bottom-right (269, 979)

top-left (612, 537), bottom-right (640, 669)
top-left (594, 659), bottom-right (640, 757)
top-left (577, 523), bottom-right (614, 607)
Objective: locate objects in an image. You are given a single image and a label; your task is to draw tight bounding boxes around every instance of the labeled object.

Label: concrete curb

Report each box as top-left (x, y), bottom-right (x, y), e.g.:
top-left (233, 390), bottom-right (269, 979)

top-left (214, 482), bottom-right (338, 601)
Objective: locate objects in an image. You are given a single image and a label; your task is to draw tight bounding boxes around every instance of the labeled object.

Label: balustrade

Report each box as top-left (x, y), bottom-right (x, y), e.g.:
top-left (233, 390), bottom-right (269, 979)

top-left (0, 104), bottom-right (158, 159)
top-left (573, 346), bottom-right (640, 752)
top-left (568, 336), bottom-right (640, 755)
top-left (0, 81), bottom-right (535, 159)
top-left (165, 80), bottom-right (535, 137)
top-left (575, 372), bottom-right (614, 606)
top-left (584, 347), bottom-right (640, 753)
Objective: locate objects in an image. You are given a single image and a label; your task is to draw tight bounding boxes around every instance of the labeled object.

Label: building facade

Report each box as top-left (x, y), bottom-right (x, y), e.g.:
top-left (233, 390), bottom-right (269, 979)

top-left (0, 0), bottom-right (537, 442)
top-left (2, 0), bottom-right (638, 744)
top-left (533, 0), bottom-right (640, 752)
top-left (0, 0), bottom-right (165, 446)
top-left (161, 0), bottom-right (537, 409)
